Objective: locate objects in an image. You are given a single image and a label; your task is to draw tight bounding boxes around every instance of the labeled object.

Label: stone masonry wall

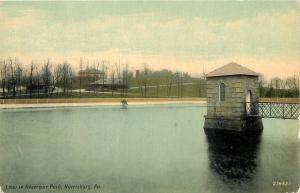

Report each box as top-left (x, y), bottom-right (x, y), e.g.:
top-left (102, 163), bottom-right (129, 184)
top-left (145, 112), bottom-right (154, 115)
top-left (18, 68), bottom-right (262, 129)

top-left (206, 75), bottom-right (259, 118)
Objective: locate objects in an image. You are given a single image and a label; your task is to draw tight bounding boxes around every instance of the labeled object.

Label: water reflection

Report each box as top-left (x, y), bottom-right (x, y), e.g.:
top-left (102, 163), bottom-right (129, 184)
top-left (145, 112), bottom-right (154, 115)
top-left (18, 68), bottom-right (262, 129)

top-left (205, 129), bottom-right (262, 184)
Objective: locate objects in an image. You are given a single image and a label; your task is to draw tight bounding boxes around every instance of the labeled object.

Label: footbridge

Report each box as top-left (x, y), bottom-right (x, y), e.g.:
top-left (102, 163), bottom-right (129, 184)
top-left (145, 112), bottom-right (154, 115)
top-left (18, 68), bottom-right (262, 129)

top-left (246, 102), bottom-right (300, 120)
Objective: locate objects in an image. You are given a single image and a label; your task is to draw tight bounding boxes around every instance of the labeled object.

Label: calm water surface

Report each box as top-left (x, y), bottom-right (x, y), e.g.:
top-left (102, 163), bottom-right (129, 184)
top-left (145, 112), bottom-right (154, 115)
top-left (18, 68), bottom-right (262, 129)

top-left (0, 104), bottom-right (299, 193)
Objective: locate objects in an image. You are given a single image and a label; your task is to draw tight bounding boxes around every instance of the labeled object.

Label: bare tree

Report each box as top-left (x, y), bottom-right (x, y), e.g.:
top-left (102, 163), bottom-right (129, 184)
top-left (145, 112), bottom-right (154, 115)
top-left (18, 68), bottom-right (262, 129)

top-left (28, 62), bottom-right (35, 98)
top-left (54, 64), bottom-right (62, 96)
top-left (198, 77), bottom-right (202, 97)
top-left (180, 72), bottom-right (184, 98)
top-left (69, 67), bottom-right (73, 97)
top-left (154, 74), bottom-right (160, 97)
top-left (176, 72), bottom-right (180, 98)
top-left (41, 59), bottom-right (52, 96)
top-left (124, 63), bottom-right (129, 97)
top-left (115, 62), bottom-right (121, 96)
top-left (15, 62), bottom-right (23, 97)
top-left (79, 58), bottom-right (83, 97)
top-left (285, 75), bottom-right (300, 97)
top-left (110, 66), bottom-right (115, 97)
top-left (60, 62), bottom-right (73, 96)
top-left (36, 66), bottom-right (41, 98)
top-left (101, 60), bottom-right (106, 94)
top-left (0, 59), bottom-right (7, 98)
top-left (121, 63), bottom-right (125, 97)
top-left (7, 57), bottom-right (17, 98)
top-left (168, 74), bottom-right (173, 98)
top-left (272, 77), bottom-right (281, 97)
top-left (258, 76), bottom-right (267, 97)
top-left (142, 63), bottom-right (149, 98)
top-left (91, 61), bottom-right (98, 95)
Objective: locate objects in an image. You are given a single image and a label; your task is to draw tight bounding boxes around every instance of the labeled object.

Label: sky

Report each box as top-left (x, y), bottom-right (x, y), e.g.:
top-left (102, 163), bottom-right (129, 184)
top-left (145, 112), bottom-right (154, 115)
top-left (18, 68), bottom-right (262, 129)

top-left (0, 1), bottom-right (300, 78)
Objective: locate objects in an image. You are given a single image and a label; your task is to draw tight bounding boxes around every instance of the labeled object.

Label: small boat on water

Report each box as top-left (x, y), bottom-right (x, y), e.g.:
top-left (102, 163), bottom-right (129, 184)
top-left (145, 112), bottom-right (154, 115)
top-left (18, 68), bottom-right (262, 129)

top-left (121, 99), bottom-right (128, 109)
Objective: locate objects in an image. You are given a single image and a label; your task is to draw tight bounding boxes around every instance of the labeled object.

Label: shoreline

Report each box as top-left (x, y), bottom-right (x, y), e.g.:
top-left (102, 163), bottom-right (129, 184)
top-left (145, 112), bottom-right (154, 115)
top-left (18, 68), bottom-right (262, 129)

top-left (0, 97), bottom-right (299, 109)
top-left (0, 98), bottom-right (206, 109)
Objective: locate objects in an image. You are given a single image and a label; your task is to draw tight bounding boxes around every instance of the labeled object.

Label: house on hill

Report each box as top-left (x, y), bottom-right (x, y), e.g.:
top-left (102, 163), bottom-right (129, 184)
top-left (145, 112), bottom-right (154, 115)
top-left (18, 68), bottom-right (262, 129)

top-left (88, 78), bottom-right (128, 91)
top-left (77, 68), bottom-right (105, 79)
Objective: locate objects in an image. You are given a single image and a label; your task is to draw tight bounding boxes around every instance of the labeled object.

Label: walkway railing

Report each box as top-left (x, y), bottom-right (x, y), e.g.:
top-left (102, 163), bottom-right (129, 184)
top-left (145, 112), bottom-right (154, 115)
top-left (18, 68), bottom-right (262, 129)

top-left (245, 102), bottom-right (300, 119)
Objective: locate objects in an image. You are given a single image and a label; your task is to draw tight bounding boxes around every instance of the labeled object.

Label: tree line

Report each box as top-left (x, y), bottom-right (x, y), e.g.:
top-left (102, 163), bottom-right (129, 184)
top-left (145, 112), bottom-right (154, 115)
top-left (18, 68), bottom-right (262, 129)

top-left (0, 57), bottom-right (195, 98)
top-left (0, 58), bottom-right (75, 98)
top-left (259, 76), bottom-right (299, 98)
top-left (132, 63), bottom-right (197, 97)
top-left (0, 57), bottom-right (298, 99)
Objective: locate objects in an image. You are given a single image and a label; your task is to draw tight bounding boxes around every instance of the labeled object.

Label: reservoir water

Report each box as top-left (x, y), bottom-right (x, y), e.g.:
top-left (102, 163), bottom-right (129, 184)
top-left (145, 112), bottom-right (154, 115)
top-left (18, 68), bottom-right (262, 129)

top-left (0, 104), bottom-right (299, 193)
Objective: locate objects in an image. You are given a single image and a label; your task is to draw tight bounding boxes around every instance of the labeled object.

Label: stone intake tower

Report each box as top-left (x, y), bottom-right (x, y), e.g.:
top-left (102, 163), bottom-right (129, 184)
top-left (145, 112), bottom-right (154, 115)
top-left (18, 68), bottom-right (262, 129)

top-left (204, 62), bottom-right (263, 132)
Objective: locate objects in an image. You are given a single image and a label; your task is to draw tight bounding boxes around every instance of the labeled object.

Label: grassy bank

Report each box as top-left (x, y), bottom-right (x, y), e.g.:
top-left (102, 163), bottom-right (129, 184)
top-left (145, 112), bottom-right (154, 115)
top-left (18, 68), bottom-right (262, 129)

top-left (0, 97), bottom-right (299, 105)
top-left (259, 98), bottom-right (300, 103)
top-left (0, 97), bottom-right (206, 104)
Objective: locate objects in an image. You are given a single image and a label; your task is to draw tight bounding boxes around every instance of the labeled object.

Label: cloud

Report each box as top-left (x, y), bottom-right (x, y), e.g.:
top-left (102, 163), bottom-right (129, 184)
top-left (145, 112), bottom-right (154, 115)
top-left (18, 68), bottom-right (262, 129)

top-left (1, 8), bottom-right (299, 57)
top-left (3, 49), bottom-right (299, 79)
top-left (0, 8), bottom-right (47, 29)
top-left (0, 6), bottom-right (299, 78)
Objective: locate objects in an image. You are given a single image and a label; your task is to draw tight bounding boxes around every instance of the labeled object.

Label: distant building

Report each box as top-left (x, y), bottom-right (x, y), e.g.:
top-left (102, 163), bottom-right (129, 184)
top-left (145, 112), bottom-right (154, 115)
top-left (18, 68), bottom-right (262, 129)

top-left (89, 78), bottom-right (128, 91)
top-left (135, 70), bottom-right (140, 78)
top-left (75, 68), bottom-right (106, 89)
top-left (77, 68), bottom-right (105, 79)
top-left (26, 84), bottom-right (54, 93)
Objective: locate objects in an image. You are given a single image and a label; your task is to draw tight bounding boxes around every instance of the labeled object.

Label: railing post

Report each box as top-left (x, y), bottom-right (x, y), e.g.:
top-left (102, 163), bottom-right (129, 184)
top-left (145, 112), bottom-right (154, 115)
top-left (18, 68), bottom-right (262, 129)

top-left (269, 103), bottom-right (272, 117)
top-left (282, 103), bottom-right (285, 119)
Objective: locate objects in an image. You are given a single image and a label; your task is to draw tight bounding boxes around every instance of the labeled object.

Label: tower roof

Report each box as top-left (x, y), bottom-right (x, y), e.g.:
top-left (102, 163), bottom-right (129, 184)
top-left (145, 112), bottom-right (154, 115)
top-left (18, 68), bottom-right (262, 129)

top-left (205, 62), bottom-right (260, 77)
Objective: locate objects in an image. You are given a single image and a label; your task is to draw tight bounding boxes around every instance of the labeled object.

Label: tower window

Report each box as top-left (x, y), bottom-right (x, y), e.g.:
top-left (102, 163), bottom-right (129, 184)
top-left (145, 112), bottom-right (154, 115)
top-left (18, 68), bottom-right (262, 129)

top-left (219, 83), bottom-right (225, 102)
